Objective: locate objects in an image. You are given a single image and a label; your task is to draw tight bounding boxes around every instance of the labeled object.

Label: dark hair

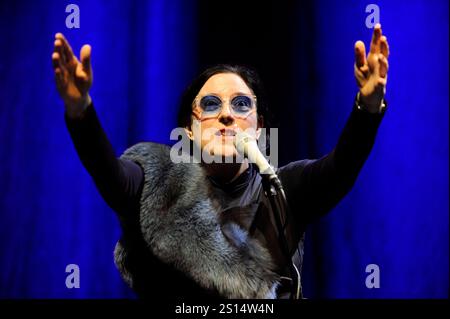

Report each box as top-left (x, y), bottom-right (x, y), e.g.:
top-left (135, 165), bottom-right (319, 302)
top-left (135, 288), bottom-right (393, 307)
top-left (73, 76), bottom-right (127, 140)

top-left (177, 64), bottom-right (272, 129)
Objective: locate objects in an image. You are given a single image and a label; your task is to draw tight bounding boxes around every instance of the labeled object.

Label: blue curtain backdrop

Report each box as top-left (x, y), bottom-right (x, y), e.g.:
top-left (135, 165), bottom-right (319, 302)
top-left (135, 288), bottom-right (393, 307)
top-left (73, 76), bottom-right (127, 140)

top-left (299, 1), bottom-right (449, 298)
top-left (0, 0), bottom-right (448, 298)
top-left (0, 0), bottom-right (198, 298)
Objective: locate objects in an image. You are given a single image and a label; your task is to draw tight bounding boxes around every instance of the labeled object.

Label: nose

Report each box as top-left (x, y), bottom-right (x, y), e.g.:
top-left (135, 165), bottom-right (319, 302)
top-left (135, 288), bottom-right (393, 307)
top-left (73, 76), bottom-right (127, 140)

top-left (218, 103), bottom-right (235, 126)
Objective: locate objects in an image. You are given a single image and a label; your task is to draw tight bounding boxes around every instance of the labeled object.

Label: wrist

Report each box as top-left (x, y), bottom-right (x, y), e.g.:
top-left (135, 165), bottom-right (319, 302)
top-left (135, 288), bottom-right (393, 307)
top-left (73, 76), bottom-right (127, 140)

top-left (356, 92), bottom-right (386, 114)
top-left (65, 94), bottom-right (92, 119)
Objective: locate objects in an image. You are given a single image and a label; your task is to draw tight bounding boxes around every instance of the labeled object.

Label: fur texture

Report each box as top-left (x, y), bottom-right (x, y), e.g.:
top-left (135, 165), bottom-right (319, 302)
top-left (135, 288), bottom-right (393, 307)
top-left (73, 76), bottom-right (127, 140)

top-left (114, 142), bottom-right (281, 298)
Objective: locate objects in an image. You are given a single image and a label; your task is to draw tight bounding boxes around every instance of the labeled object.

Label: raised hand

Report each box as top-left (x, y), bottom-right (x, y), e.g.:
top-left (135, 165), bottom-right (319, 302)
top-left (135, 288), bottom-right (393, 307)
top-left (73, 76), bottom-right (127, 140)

top-left (354, 23), bottom-right (390, 113)
top-left (52, 33), bottom-right (93, 118)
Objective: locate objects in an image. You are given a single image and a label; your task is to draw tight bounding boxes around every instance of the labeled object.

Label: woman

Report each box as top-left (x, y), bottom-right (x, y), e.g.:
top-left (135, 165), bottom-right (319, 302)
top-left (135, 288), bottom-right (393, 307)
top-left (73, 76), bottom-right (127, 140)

top-left (52, 24), bottom-right (390, 299)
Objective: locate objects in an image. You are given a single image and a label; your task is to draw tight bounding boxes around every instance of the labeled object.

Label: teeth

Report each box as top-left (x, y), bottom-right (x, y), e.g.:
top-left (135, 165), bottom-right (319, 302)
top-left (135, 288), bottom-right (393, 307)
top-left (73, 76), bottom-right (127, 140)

top-left (216, 130), bottom-right (236, 136)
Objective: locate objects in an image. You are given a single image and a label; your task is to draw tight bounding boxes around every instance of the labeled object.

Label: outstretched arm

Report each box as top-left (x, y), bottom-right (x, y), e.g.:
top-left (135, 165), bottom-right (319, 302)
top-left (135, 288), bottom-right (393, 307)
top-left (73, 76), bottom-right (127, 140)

top-left (279, 24), bottom-right (390, 227)
top-left (52, 33), bottom-right (144, 214)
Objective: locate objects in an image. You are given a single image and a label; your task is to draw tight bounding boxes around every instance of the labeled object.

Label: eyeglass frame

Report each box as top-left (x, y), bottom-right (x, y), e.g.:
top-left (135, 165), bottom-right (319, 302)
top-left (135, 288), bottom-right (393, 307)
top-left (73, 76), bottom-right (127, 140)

top-left (191, 92), bottom-right (258, 121)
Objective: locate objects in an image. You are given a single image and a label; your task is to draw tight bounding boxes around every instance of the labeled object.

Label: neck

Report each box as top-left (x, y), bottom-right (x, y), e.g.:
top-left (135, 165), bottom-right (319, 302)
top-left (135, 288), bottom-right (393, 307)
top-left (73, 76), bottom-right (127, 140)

top-left (203, 160), bottom-right (249, 184)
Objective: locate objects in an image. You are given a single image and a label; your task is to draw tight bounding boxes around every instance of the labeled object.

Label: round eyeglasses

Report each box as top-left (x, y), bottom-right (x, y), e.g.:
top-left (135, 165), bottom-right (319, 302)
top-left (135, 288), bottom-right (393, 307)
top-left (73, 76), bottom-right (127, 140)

top-left (192, 93), bottom-right (257, 120)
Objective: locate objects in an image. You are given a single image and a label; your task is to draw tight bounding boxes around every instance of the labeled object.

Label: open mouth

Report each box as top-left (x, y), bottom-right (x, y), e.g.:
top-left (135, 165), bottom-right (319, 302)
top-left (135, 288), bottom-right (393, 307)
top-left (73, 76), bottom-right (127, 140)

top-left (216, 129), bottom-right (237, 137)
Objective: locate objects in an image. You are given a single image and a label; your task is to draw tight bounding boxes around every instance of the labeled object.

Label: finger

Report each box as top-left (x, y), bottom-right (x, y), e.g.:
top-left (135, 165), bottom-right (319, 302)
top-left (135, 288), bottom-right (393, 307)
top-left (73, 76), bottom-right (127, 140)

top-left (54, 39), bottom-right (66, 65)
top-left (80, 44), bottom-right (92, 75)
top-left (51, 51), bottom-right (63, 70)
top-left (354, 41), bottom-right (367, 68)
top-left (380, 36), bottom-right (389, 58)
top-left (354, 63), bottom-right (367, 79)
top-left (52, 52), bottom-right (67, 89)
top-left (379, 54), bottom-right (388, 78)
top-left (54, 68), bottom-right (66, 90)
top-left (55, 33), bottom-right (77, 65)
top-left (356, 63), bottom-right (370, 79)
top-left (370, 23), bottom-right (382, 53)
top-left (55, 33), bottom-right (74, 60)
top-left (354, 64), bottom-right (365, 88)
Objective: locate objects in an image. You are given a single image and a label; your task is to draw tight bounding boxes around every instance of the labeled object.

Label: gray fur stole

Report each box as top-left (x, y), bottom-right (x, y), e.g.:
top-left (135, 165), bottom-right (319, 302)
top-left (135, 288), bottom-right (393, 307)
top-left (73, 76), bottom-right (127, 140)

top-left (113, 142), bottom-right (280, 298)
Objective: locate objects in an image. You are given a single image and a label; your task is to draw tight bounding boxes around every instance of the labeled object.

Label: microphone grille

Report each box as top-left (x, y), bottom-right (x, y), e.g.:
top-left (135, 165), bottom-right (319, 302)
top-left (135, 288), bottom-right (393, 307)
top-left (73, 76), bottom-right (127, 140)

top-left (234, 131), bottom-right (254, 152)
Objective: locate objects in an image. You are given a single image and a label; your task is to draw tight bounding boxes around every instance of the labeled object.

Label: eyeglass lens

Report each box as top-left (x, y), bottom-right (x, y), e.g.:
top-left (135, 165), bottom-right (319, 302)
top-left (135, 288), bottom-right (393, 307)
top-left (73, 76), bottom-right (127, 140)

top-left (199, 95), bottom-right (254, 117)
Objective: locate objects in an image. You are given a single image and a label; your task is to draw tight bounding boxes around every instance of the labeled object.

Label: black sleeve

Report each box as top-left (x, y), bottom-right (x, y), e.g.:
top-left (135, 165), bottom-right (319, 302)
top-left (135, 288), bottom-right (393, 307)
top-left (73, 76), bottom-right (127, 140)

top-left (278, 98), bottom-right (386, 227)
top-left (65, 102), bottom-right (144, 214)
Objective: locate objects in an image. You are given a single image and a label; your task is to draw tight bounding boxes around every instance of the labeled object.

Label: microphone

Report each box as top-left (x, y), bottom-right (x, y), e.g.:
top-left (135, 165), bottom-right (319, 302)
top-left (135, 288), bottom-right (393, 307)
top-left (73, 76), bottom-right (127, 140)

top-left (234, 131), bottom-right (275, 175)
top-left (235, 131), bottom-right (300, 299)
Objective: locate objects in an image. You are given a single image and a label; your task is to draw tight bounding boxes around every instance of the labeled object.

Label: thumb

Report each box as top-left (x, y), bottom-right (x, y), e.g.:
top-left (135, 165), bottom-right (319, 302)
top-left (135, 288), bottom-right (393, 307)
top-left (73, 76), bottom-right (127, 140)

top-left (354, 40), bottom-right (366, 68)
top-left (80, 44), bottom-right (92, 75)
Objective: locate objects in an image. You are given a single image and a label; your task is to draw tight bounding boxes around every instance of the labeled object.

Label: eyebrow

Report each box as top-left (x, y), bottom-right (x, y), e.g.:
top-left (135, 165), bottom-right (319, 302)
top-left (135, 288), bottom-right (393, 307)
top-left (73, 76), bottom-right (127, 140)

top-left (200, 91), bottom-right (253, 97)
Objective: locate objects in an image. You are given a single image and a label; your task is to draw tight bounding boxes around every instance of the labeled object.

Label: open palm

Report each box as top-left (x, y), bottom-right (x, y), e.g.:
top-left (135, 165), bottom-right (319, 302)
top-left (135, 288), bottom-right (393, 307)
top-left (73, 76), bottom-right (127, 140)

top-left (354, 24), bottom-right (390, 112)
top-left (52, 33), bottom-right (93, 118)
